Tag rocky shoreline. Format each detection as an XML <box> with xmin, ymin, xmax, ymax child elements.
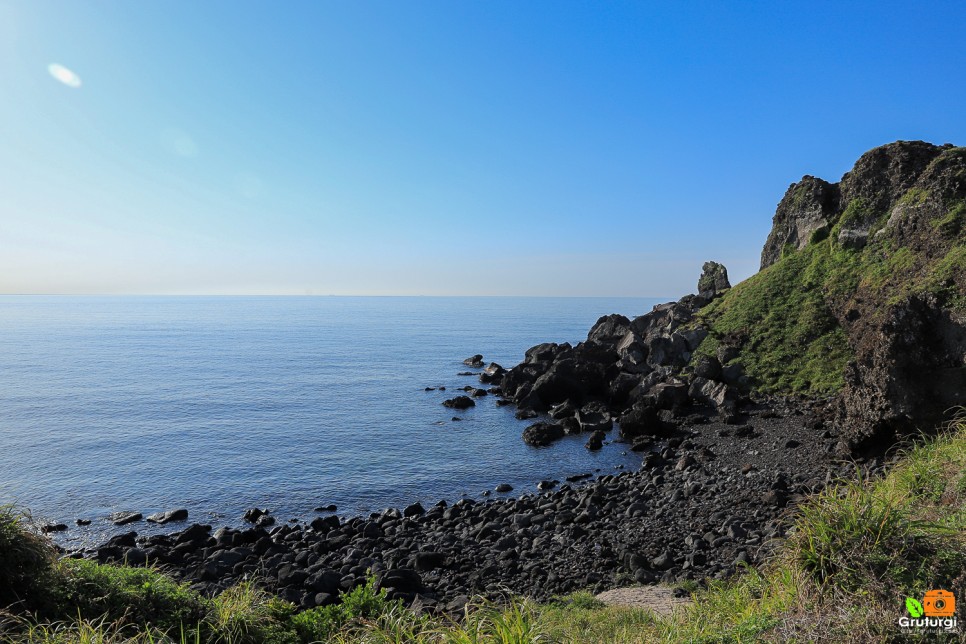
<box><xmin>66</xmin><ymin>396</ymin><xmax>892</xmax><ymax>612</ymax></box>
<box><xmin>63</xmin><ymin>264</ymin><xmax>893</xmax><ymax>613</ymax></box>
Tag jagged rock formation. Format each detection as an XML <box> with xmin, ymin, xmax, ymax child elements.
<box><xmin>493</xmin><ymin>263</ymin><xmax>745</xmax><ymax>454</ymax></box>
<box><xmin>760</xmin><ymin>176</ymin><xmax>840</xmax><ymax>269</ymax></box>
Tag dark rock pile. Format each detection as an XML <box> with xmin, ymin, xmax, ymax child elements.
<box><xmin>492</xmin><ymin>261</ymin><xmax>743</xmax><ymax>451</ymax></box>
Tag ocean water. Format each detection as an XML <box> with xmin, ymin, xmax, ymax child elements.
<box><xmin>0</xmin><ymin>296</ymin><xmax>663</xmax><ymax>546</ymax></box>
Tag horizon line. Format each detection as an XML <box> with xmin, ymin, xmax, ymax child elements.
<box><xmin>0</xmin><ymin>293</ymin><xmax>676</xmax><ymax>299</ymax></box>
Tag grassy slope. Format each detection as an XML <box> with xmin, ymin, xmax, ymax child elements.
<box><xmin>693</xmin><ymin>186</ymin><xmax>966</xmax><ymax>397</ymax></box>
<box><xmin>3</xmin><ymin>418</ymin><xmax>964</xmax><ymax>642</ymax></box>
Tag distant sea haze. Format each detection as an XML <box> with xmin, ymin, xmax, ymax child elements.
<box><xmin>0</xmin><ymin>296</ymin><xmax>662</xmax><ymax>546</ymax></box>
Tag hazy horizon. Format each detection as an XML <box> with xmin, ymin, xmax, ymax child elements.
<box><xmin>2</xmin><ymin>1</ymin><xmax>964</xmax><ymax>296</ymax></box>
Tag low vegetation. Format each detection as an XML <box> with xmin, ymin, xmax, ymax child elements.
<box><xmin>3</xmin><ymin>418</ymin><xmax>964</xmax><ymax>642</ymax></box>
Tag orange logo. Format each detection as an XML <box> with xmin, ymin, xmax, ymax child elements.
<box><xmin>923</xmin><ymin>589</ymin><xmax>956</xmax><ymax>618</ymax></box>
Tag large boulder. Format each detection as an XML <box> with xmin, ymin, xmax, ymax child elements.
<box><xmin>522</xmin><ymin>422</ymin><xmax>566</xmax><ymax>447</ymax></box>
<box><xmin>587</xmin><ymin>314</ymin><xmax>631</xmax><ymax>346</ymax></box>
<box><xmin>618</xmin><ymin>404</ymin><xmax>671</xmax><ymax>439</ymax></box>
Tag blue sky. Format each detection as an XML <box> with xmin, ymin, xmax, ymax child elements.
<box><xmin>1</xmin><ymin>1</ymin><xmax>964</xmax><ymax>296</ymax></box>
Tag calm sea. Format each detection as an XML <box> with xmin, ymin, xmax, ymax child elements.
<box><xmin>0</xmin><ymin>296</ymin><xmax>663</xmax><ymax>546</ymax></box>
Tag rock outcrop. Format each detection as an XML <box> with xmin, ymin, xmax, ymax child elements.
<box><xmin>498</xmin><ymin>262</ymin><xmax>742</xmax><ymax>446</ymax></box>
<box><xmin>760</xmin><ymin>176</ymin><xmax>840</xmax><ymax>270</ymax></box>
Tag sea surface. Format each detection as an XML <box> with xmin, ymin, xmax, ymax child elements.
<box><xmin>0</xmin><ymin>296</ymin><xmax>664</xmax><ymax>546</ymax></box>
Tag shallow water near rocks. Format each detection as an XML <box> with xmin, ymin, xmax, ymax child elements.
<box><xmin>0</xmin><ymin>295</ymin><xmax>662</xmax><ymax>547</ymax></box>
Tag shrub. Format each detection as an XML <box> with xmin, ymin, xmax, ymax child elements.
<box><xmin>291</xmin><ymin>576</ymin><xmax>398</xmax><ymax>642</ymax></box>
<box><xmin>0</xmin><ymin>505</ymin><xmax>57</xmax><ymax>614</ymax></box>
<box><xmin>55</xmin><ymin>559</ymin><xmax>207</xmax><ymax>634</ymax></box>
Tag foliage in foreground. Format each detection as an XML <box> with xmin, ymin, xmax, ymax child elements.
<box><xmin>3</xmin><ymin>418</ymin><xmax>965</xmax><ymax>642</ymax></box>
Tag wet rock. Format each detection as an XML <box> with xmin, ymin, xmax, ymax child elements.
<box><xmin>522</xmin><ymin>422</ymin><xmax>565</xmax><ymax>447</ymax></box>
<box><xmin>146</xmin><ymin>509</ymin><xmax>188</xmax><ymax>524</ymax></box>
<box><xmin>403</xmin><ymin>502</ymin><xmax>425</xmax><ymax>518</ymax></box>
<box><xmin>243</xmin><ymin>508</ymin><xmax>267</xmax><ymax>523</ymax></box>
<box><xmin>495</xmin><ymin>483</ymin><xmax>513</xmax><ymax>493</ymax></box>
<box><xmin>110</xmin><ymin>512</ymin><xmax>143</xmax><ymax>526</ymax></box>
<box><xmin>576</xmin><ymin>407</ymin><xmax>612</xmax><ymax>433</ymax></box>
<box><xmin>442</xmin><ymin>396</ymin><xmax>475</xmax><ymax>410</ymax></box>
<box><xmin>480</xmin><ymin>363</ymin><xmax>506</xmax><ymax>384</ymax></box>
<box><xmin>463</xmin><ymin>355</ymin><xmax>484</xmax><ymax>367</ymax></box>
<box><xmin>584</xmin><ymin>430</ymin><xmax>606</xmax><ymax>451</ymax></box>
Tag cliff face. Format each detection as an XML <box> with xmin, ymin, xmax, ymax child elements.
<box><xmin>706</xmin><ymin>140</ymin><xmax>966</xmax><ymax>450</ymax></box>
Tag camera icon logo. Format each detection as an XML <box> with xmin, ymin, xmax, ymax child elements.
<box><xmin>923</xmin><ymin>589</ymin><xmax>956</xmax><ymax>618</ymax></box>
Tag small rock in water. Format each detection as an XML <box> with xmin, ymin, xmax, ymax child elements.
<box><xmin>314</xmin><ymin>504</ymin><xmax>337</xmax><ymax>512</ymax></box>
<box><xmin>584</xmin><ymin>430</ymin><xmax>606</xmax><ymax>451</ymax></box>
<box><xmin>243</xmin><ymin>508</ymin><xmax>267</xmax><ymax>523</ymax></box>
<box><xmin>462</xmin><ymin>354</ymin><xmax>484</xmax><ymax>367</ymax></box>
<box><xmin>442</xmin><ymin>396</ymin><xmax>475</xmax><ymax>410</ymax></box>
<box><xmin>75</xmin><ymin>518</ymin><xmax>91</xmax><ymax>526</ymax></box>
<box><xmin>495</xmin><ymin>483</ymin><xmax>513</xmax><ymax>493</ymax></box>
<box><xmin>146</xmin><ymin>509</ymin><xmax>188</xmax><ymax>524</ymax></box>
<box><xmin>537</xmin><ymin>480</ymin><xmax>558</xmax><ymax>491</ymax></box>
<box><xmin>41</xmin><ymin>523</ymin><xmax>68</xmax><ymax>533</ymax></box>
<box><xmin>110</xmin><ymin>512</ymin><xmax>142</xmax><ymax>526</ymax></box>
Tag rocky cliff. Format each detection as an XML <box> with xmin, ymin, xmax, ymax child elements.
<box><xmin>497</xmin><ymin>140</ymin><xmax>966</xmax><ymax>455</ymax></box>
<box><xmin>718</xmin><ymin>140</ymin><xmax>966</xmax><ymax>450</ymax></box>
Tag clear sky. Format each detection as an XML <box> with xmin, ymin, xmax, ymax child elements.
<box><xmin>1</xmin><ymin>1</ymin><xmax>964</xmax><ymax>296</ymax></box>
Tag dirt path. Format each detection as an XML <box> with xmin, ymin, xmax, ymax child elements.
<box><xmin>595</xmin><ymin>586</ymin><xmax>692</xmax><ymax>616</ymax></box>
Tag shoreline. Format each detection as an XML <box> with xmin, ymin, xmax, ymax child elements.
<box><xmin>61</xmin><ymin>397</ymin><xmax>882</xmax><ymax>611</ymax></box>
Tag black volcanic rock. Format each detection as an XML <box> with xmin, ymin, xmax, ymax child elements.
<box><xmin>522</xmin><ymin>422</ymin><xmax>565</xmax><ymax>447</ymax></box>
<box><xmin>442</xmin><ymin>395</ymin><xmax>475</xmax><ymax>410</ymax></box>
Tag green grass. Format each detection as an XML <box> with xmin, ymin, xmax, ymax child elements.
<box><xmin>53</xmin><ymin>560</ymin><xmax>207</xmax><ymax>634</ymax></box>
<box><xmin>693</xmin><ymin>241</ymin><xmax>852</xmax><ymax>395</ymax></box>
<box><xmin>693</xmin><ymin>187</ymin><xmax>966</xmax><ymax>395</ymax></box>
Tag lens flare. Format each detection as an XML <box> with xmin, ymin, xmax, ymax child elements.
<box><xmin>160</xmin><ymin>128</ymin><xmax>199</xmax><ymax>157</ymax></box>
<box><xmin>48</xmin><ymin>63</ymin><xmax>82</xmax><ymax>88</ymax></box>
